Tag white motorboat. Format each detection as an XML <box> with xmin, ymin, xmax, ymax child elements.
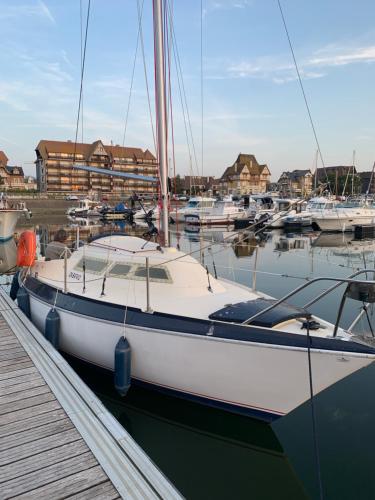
<box><xmin>184</xmin><ymin>199</ymin><xmax>247</xmax><ymax>226</ymax></box>
<box><xmin>66</xmin><ymin>198</ymin><xmax>101</xmax><ymax>218</ymax></box>
<box><xmin>283</xmin><ymin>197</ymin><xmax>338</xmax><ymax>229</ymax></box>
<box><xmin>133</xmin><ymin>205</ymin><xmax>160</xmax><ymax>220</ymax></box>
<box><xmin>15</xmin><ymin>0</ymin><xmax>375</xmax><ymax>423</ymax></box>
<box><xmin>312</xmin><ymin>202</ymin><xmax>375</xmax><ymax>232</ymax></box>
<box><xmin>255</xmin><ymin>199</ymin><xmax>300</xmax><ymax>229</ymax></box>
<box><xmin>0</xmin><ymin>198</ymin><xmax>30</xmax><ymax>241</ymax></box>
<box><xmin>170</xmin><ymin>197</ymin><xmax>216</xmax><ymax>223</ymax></box>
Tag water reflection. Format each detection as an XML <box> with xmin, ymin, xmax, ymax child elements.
<box><xmin>66</xmin><ymin>355</ymin><xmax>307</xmax><ymax>500</ymax></box>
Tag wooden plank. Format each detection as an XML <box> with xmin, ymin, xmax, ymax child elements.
<box><xmin>68</xmin><ymin>481</ymin><xmax>120</xmax><ymax>499</ymax></box>
<box><xmin>0</xmin><ymin>356</ymin><xmax>30</xmax><ymax>368</ymax></box>
<box><xmin>0</xmin><ymin>350</ymin><xmax>29</xmax><ymax>362</ymax></box>
<box><xmin>0</xmin><ymin>408</ymin><xmax>66</xmax><ymax>438</ymax></box>
<box><xmin>0</xmin><ymin>361</ymin><xmax>34</xmax><ymax>375</ymax></box>
<box><xmin>0</xmin><ymin>392</ymin><xmax>55</xmax><ymax>416</ymax></box>
<box><xmin>0</xmin><ymin>377</ymin><xmax>46</xmax><ymax>396</ymax></box>
<box><xmin>0</xmin><ymin>371</ymin><xmax>42</xmax><ymax>389</ymax></box>
<box><xmin>0</xmin><ymin>384</ymin><xmax>50</xmax><ymax>406</ymax></box>
<box><xmin>0</xmin><ymin>417</ymin><xmax>74</xmax><ymax>451</ymax></box>
<box><xmin>0</xmin><ymin>346</ymin><xmax>24</xmax><ymax>355</ymax></box>
<box><xmin>0</xmin><ymin>331</ymin><xmax>13</xmax><ymax>339</ymax></box>
<box><xmin>0</xmin><ymin>451</ymin><xmax>97</xmax><ymax>498</ymax></box>
<box><xmin>10</xmin><ymin>465</ymin><xmax>109</xmax><ymax>500</ymax></box>
<box><xmin>0</xmin><ymin>358</ymin><xmax>36</xmax><ymax>380</ymax></box>
<box><xmin>0</xmin><ymin>400</ymin><xmax>61</xmax><ymax>425</ymax></box>
<box><xmin>0</xmin><ymin>428</ymin><xmax>81</xmax><ymax>466</ymax></box>
<box><xmin>0</xmin><ymin>439</ymin><xmax>89</xmax><ymax>483</ymax></box>
<box><xmin>0</xmin><ymin>338</ymin><xmax>20</xmax><ymax>347</ymax></box>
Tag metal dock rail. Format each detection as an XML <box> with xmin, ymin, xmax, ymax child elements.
<box><xmin>0</xmin><ymin>287</ymin><xmax>182</xmax><ymax>499</ymax></box>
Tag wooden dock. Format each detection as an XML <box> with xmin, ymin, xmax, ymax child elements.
<box><xmin>0</xmin><ymin>288</ymin><xmax>182</xmax><ymax>499</ymax></box>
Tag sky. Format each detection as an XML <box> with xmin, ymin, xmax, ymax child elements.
<box><xmin>0</xmin><ymin>0</ymin><xmax>374</xmax><ymax>180</ymax></box>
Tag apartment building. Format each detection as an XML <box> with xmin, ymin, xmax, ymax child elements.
<box><xmin>35</xmin><ymin>139</ymin><xmax>158</xmax><ymax>197</ymax></box>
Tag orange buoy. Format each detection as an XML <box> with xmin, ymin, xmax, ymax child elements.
<box><xmin>16</xmin><ymin>231</ymin><xmax>36</xmax><ymax>267</ymax></box>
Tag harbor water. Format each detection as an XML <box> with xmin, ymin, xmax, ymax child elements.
<box><xmin>7</xmin><ymin>216</ymin><xmax>375</xmax><ymax>499</ymax></box>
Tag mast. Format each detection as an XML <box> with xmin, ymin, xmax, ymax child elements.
<box><xmin>153</xmin><ymin>0</ymin><xmax>169</xmax><ymax>246</ymax></box>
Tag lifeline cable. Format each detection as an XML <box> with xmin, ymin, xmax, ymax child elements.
<box><xmin>73</xmin><ymin>0</ymin><xmax>91</xmax><ymax>163</ymax></box>
<box><xmin>306</xmin><ymin>320</ymin><xmax>324</xmax><ymax>500</ymax></box>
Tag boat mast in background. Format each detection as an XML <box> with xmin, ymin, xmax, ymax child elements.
<box><xmin>153</xmin><ymin>0</ymin><xmax>170</xmax><ymax>247</ymax></box>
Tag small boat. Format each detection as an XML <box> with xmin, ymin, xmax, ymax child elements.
<box><xmin>254</xmin><ymin>199</ymin><xmax>300</xmax><ymax>229</ymax></box>
<box><xmin>170</xmin><ymin>196</ymin><xmax>216</xmax><ymax>223</ymax></box>
<box><xmin>66</xmin><ymin>198</ymin><xmax>101</xmax><ymax>218</ymax></box>
<box><xmin>100</xmin><ymin>202</ymin><xmax>134</xmax><ymax>221</ymax></box>
<box><xmin>133</xmin><ymin>205</ymin><xmax>160</xmax><ymax>221</ymax></box>
<box><xmin>0</xmin><ymin>197</ymin><xmax>30</xmax><ymax>241</ymax></box>
<box><xmin>184</xmin><ymin>198</ymin><xmax>247</xmax><ymax>226</ymax></box>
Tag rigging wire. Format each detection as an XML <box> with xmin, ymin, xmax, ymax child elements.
<box><xmin>73</xmin><ymin>0</ymin><xmax>91</xmax><ymax>164</ymax></box>
<box><xmin>277</xmin><ymin>5</ymin><xmax>325</xmax><ymax>496</ymax></box>
<box><xmin>122</xmin><ymin>0</ymin><xmax>144</xmax><ymax>147</ymax></box>
<box><xmin>167</xmin><ymin>2</ymin><xmax>201</xmax><ymax>184</ymax></box>
<box><xmin>79</xmin><ymin>0</ymin><xmax>84</xmax><ymax>143</ymax></box>
<box><xmin>306</xmin><ymin>321</ymin><xmax>324</xmax><ymax>500</ymax></box>
<box><xmin>200</xmin><ymin>0</ymin><xmax>204</xmax><ymax>178</ymax></box>
<box><xmin>277</xmin><ymin>0</ymin><xmax>330</xmax><ymax>190</ymax></box>
<box><xmin>137</xmin><ymin>0</ymin><xmax>157</xmax><ymax>152</ymax></box>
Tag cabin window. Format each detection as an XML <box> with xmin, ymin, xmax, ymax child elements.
<box><xmin>75</xmin><ymin>257</ymin><xmax>109</xmax><ymax>274</ymax></box>
<box><xmin>134</xmin><ymin>265</ymin><xmax>171</xmax><ymax>283</ymax></box>
<box><xmin>109</xmin><ymin>263</ymin><xmax>132</xmax><ymax>277</ymax></box>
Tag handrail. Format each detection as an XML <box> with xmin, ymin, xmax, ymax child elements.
<box><xmin>242</xmin><ymin>268</ymin><xmax>375</xmax><ymax>326</ymax></box>
<box><xmin>303</xmin><ymin>268</ymin><xmax>373</xmax><ymax>308</ymax></box>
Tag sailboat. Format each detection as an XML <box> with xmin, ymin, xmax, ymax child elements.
<box><xmin>15</xmin><ymin>0</ymin><xmax>375</xmax><ymax>422</ymax></box>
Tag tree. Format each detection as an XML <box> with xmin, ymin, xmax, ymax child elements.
<box><xmin>174</xmin><ymin>174</ymin><xmax>183</xmax><ymax>194</ymax></box>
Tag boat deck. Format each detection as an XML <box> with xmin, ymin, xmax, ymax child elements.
<box><xmin>0</xmin><ymin>287</ymin><xmax>181</xmax><ymax>499</ymax></box>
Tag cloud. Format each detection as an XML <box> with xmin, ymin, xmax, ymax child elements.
<box><xmin>0</xmin><ymin>1</ymin><xmax>55</xmax><ymax>24</ymax></box>
<box><xmin>93</xmin><ymin>78</ymin><xmax>130</xmax><ymax>91</ymax></box>
<box><xmin>61</xmin><ymin>50</ymin><xmax>72</xmax><ymax>67</ymax></box>
<box><xmin>308</xmin><ymin>45</ymin><xmax>375</xmax><ymax>67</ymax></box>
<box><xmin>203</xmin><ymin>0</ymin><xmax>252</xmax><ymax>18</ymax></box>
<box><xmin>220</xmin><ymin>43</ymin><xmax>375</xmax><ymax>84</ymax></box>
<box><xmin>38</xmin><ymin>1</ymin><xmax>55</xmax><ymax>24</ymax></box>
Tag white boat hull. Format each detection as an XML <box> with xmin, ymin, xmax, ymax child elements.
<box><xmin>185</xmin><ymin>212</ymin><xmax>247</xmax><ymax>226</ymax></box>
<box><xmin>28</xmin><ymin>292</ymin><xmax>374</xmax><ymax>421</ymax></box>
<box><xmin>314</xmin><ymin>215</ymin><xmax>375</xmax><ymax>232</ymax></box>
<box><xmin>0</xmin><ymin>210</ymin><xmax>22</xmax><ymax>241</ymax></box>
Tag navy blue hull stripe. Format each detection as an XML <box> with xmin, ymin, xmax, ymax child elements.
<box><xmin>23</xmin><ymin>276</ymin><xmax>375</xmax><ymax>355</ymax></box>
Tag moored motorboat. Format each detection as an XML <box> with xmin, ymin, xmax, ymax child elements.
<box><xmin>184</xmin><ymin>199</ymin><xmax>247</xmax><ymax>226</ymax></box>
<box><xmin>66</xmin><ymin>198</ymin><xmax>102</xmax><ymax>218</ymax></box>
<box><xmin>312</xmin><ymin>202</ymin><xmax>375</xmax><ymax>232</ymax></box>
<box><xmin>170</xmin><ymin>196</ymin><xmax>216</xmax><ymax>223</ymax></box>
<box><xmin>0</xmin><ymin>197</ymin><xmax>30</xmax><ymax>241</ymax></box>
